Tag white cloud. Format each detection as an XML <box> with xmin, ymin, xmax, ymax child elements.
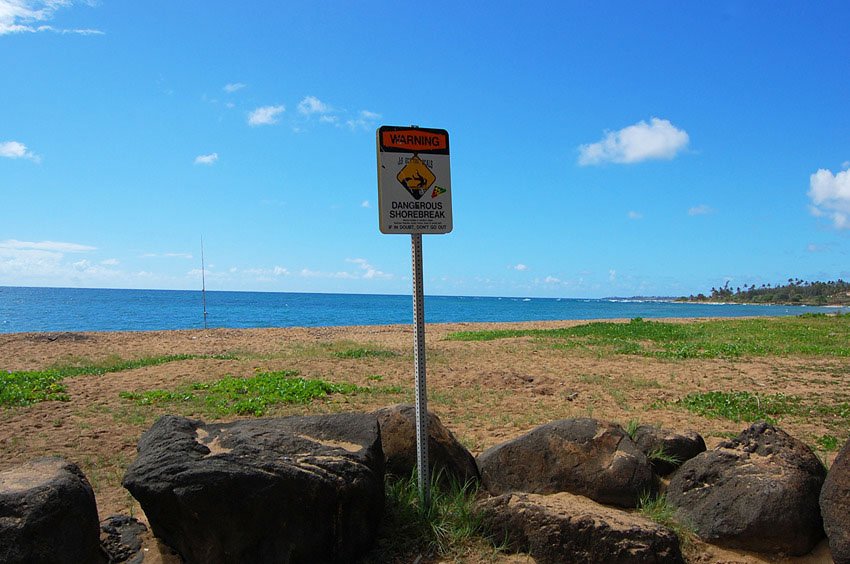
<box><xmin>141</xmin><ymin>252</ymin><xmax>193</xmax><ymax>259</ymax></box>
<box><xmin>0</xmin><ymin>0</ymin><xmax>103</xmax><ymax>35</ymax></box>
<box><xmin>346</xmin><ymin>257</ymin><xmax>391</xmax><ymax>279</ymax></box>
<box><xmin>578</xmin><ymin>117</ymin><xmax>689</xmax><ymax>166</ymax></box>
<box><xmin>0</xmin><ymin>140</ymin><xmax>40</xmax><ymax>162</ymax></box>
<box><xmin>223</xmin><ymin>82</ymin><xmax>246</xmax><ymax>93</ymax></box>
<box><xmin>688</xmin><ymin>204</ymin><xmax>714</xmax><ymax>216</ymax></box>
<box><xmin>101</xmin><ymin>258</ymin><xmax>119</xmax><ymax>265</ymax></box>
<box><xmin>238</xmin><ymin>266</ymin><xmax>289</xmax><ymax>279</ymax></box>
<box><xmin>627</xmin><ymin>211</ymin><xmax>643</xmax><ymax>220</ymax></box>
<box><xmin>298</xmin><ymin>96</ymin><xmax>331</xmax><ymax>115</ymax></box>
<box><xmin>299</xmin><ymin>268</ymin><xmax>355</xmax><ymax>279</ymax></box>
<box><xmin>347</xmin><ymin>110</ymin><xmax>381</xmax><ymax>131</ymax></box>
<box><xmin>809</xmin><ymin>167</ymin><xmax>850</xmax><ymax>230</ymax></box>
<box><xmin>512</xmin><ymin>263</ymin><xmax>528</xmax><ymax>271</ymax></box>
<box><xmin>0</xmin><ymin>239</ymin><xmax>95</xmax><ymax>252</ymax></box>
<box><xmin>248</xmin><ymin>105</ymin><xmax>285</xmax><ymax>126</ymax></box>
<box><xmin>361</xmin><ymin>200</ymin><xmax>371</xmax><ymax>208</ymax></box>
<box><xmin>609</xmin><ymin>269</ymin><xmax>617</xmax><ymax>281</ymax></box>
<box><xmin>544</xmin><ymin>276</ymin><xmax>561</xmax><ymax>284</ymax></box>
<box><xmin>194</xmin><ymin>152</ymin><xmax>218</xmax><ymax>165</ymax></box>
<box><xmin>0</xmin><ymin>238</ymin><xmax>120</xmax><ymax>287</ymax></box>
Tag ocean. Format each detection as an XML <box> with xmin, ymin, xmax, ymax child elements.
<box><xmin>0</xmin><ymin>286</ymin><xmax>844</xmax><ymax>334</ymax></box>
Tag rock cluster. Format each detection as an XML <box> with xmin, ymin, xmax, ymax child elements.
<box><xmin>0</xmin><ymin>457</ymin><xmax>107</xmax><ymax>564</ymax></box>
<box><xmin>666</xmin><ymin>422</ymin><xmax>826</xmax><ymax>555</ymax></box>
<box><xmin>478</xmin><ymin>491</ymin><xmax>684</xmax><ymax>563</ymax></box>
<box><xmin>821</xmin><ymin>437</ymin><xmax>850</xmax><ymax>564</ymax></box>
<box><xmin>122</xmin><ymin>413</ymin><xmax>385</xmax><ymax>563</ymax></box>
<box><xmin>2</xmin><ymin>409</ymin><xmax>848</xmax><ymax>563</ymax></box>
<box><xmin>478</xmin><ymin>417</ymin><xmax>656</xmax><ymax>507</ymax></box>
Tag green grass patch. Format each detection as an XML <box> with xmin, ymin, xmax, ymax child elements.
<box><xmin>816</xmin><ymin>434</ymin><xmax>841</xmax><ymax>451</ymax></box>
<box><xmin>0</xmin><ymin>369</ymin><xmax>70</xmax><ymax>406</ymax></box>
<box><xmin>647</xmin><ymin>446</ymin><xmax>681</xmax><ymax>466</ymax></box>
<box><xmin>364</xmin><ymin>471</ymin><xmax>491</xmax><ymax>562</ymax></box>
<box><xmin>119</xmin><ymin>370</ymin><xmax>371</xmax><ymax>417</ymax></box>
<box><xmin>446</xmin><ymin>315</ymin><xmax>850</xmax><ymax>359</ymax></box>
<box><xmin>669</xmin><ymin>391</ymin><xmax>803</xmax><ymax>424</ymax></box>
<box><xmin>1</xmin><ymin>353</ymin><xmax>236</xmax><ymax>408</ymax></box>
<box><xmin>47</xmin><ymin>353</ymin><xmax>237</xmax><ymax>378</ymax></box>
<box><xmin>333</xmin><ymin>347</ymin><xmax>397</xmax><ymax>359</ymax></box>
<box><xmin>625</xmin><ymin>419</ymin><xmax>641</xmax><ymax>439</ymax></box>
<box><xmin>638</xmin><ymin>493</ymin><xmax>695</xmax><ymax>551</ymax></box>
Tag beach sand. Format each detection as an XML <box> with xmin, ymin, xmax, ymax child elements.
<box><xmin>0</xmin><ymin>319</ymin><xmax>841</xmax><ymax>563</ymax></box>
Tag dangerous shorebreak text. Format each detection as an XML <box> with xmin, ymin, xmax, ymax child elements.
<box><xmin>389</xmin><ymin>200</ymin><xmax>446</xmax><ymax>219</ymax></box>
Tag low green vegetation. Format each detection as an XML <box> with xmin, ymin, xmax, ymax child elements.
<box><xmin>364</xmin><ymin>472</ymin><xmax>494</xmax><ymax>562</ymax></box>
<box><xmin>1</xmin><ymin>354</ymin><xmax>235</xmax><ymax>408</ymax></box>
<box><xmin>333</xmin><ymin>347</ymin><xmax>398</xmax><ymax>359</ymax></box>
<box><xmin>447</xmin><ymin>315</ymin><xmax>850</xmax><ymax>359</ymax></box>
<box><xmin>119</xmin><ymin>370</ymin><xmax>369</xmax><ymax>417</ymax></box>
<box><xmin>647</xmin><ymin>446</ymin><xmax>681</xmax><ymax>467</ymax></box>
<box><xmin>0</xmin><ymin>369</ymin><xmax>70</xmax><ymax>406</ymax></box>
<box><xmin>625</xmin><ymin>419</ymin><xmax>641</xmax><ymax>440</ymax></box>
<box><xmin>638</xmin><ymin>493</ymin><xmax>695</xmax><ymax>551</ymax></box>
<box><xmin>667</xmin><ymin>391</ymin><xmax>802</xmax><ymax>424</ymax></box>
<box><xmin>816</xmin><ymin>434</ymin><xmax>841</xmax><ymax>451</ymax></box>
<box><xmin>47</xmin><ymin>353</ymin><xmax>238</xmax><ymax>378</ymax></box>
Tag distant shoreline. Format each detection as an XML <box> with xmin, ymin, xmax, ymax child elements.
<box><xmin>2</xmin><ymin>286</ymin><xmax>846</xmax><ymax>334</ymax></box>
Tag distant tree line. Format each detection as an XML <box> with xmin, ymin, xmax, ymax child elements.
<box><xmin>681</xmin><ymin>279</ymin><xmax>850</xmax><ymax>306</ymax></box>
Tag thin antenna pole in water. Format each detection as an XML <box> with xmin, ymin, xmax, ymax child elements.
<box><xmin>201</xmin><ymin>237</ymin><xmax>208</xmax><ymax>329</ymax></box>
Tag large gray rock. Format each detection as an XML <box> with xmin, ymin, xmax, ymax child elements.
<box><xmin>821</xmin><ymin>437</ymin><xmax>850</xmax><ymax>564</ymax></box>
<box><xmin>477</xmin><ymin>418</ymin><xmax>655</xmax><ymax>507</ymax></box>
<box><xmin>373</xmin><ymin>404</ymin><xmax>479</xmax><ymax>485</ymax></box>
<box><xmin>477</xmin><ymin>491</ymin><xmax>684</xmax><ymax>564</ymax></box>
<box><xmin>631</xmin><ymin>425</ymin><xmax>706</xmax><ymax>476</ymax></box>
<box><xmin>667</xmin><ymin>422</ymin><xmax>825</xmax><ymax>555</ymax></box>
<box><xmin>123</xmin><ymin>413</ymin><xmax>385</xmax><ymax>563</ymax></box>
<box><xmin>0</xmin><ymin>457</ymin><xmax>107</xmax><ymax>564</ymax></box>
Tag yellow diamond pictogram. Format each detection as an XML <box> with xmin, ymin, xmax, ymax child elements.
<box><xmin>396</xmin><ymin>156</ymin><xmax>436</xmax><ymax>200</ymax></box>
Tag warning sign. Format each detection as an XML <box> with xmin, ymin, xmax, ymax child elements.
<box><xmin>377</xmin><ymin>126</ymin><xmax>452</xmax><ymax>234</ymax></box>
<box><xmin>397</xmin><ymin>156</ymin><xmax>436</xmax><ymax>200</ymax></box>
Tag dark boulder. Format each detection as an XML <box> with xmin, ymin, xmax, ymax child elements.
<box><xmin>667</xmin><ymin>422</ymin><xmax>825</xmax><ymax>555</ymax></box>
<box><xmin>0</xmin><ymin>457</ymin><xmax>107</xmax><ymax>564</ymax></box>
<box><xmin>477</xmin><ymin>491</ymin><xmax>684</xmax><ymax>564</ymax></box>
<box><xmin>100</xmin><ymin>515</ymin><xmax>147</xmax><ymax>564</ymax></box>
<box><xmin>122</xmin><ymin>413</ymin><xmax>384</xmax><ymax>564</ymax></box>
<box><xmin>477</xmin><ymin>418</ymin><xmax>655</xmax><ymax>507</ymax></box>
<box><xmin>631</xmin><ymin>425</ymin><xmax>706</xmax><ymax>476</ymax></box>
<box><xmin>821</xmin><ymin>436</ymin><xmax>850</xmax><ymax>564</ymax></box>
<box><xmin>373</xmin><ymin>404</ymin><xmax>479</xmax><ymax>485</ymax></box>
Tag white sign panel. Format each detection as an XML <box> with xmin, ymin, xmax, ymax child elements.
<box><xmin>377</xmin><ymin>126</ymin><xmax>452</xmax><ymax>234</ymax></box>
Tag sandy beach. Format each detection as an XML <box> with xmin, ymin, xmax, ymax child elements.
<box><xmin>0</xmin><ymin>318</ymin><xmax>844</xmax><ymax>563</ymax></box>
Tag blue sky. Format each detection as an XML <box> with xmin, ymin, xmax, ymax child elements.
<box><xmin>2</xmin><ymin>1</ymin><xmax>849</xmax><ymax>298</ymax></box>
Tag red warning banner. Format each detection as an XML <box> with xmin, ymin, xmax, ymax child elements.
<box><xmin>380</xmin><ymin>127</ymin><xmax>449</xmax><ymax>153</ymax></box>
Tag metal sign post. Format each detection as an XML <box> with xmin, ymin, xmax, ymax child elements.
<box><xmin>377</xmin><ymin>125</ymin><xmax>452</xmax><ymax>510</ymax></box>
<box><xmin>410</xmin><ymin>232</ymin><xmax>429</xmax><ymax>507</ymax></box>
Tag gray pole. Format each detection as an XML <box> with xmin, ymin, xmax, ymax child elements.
<box><xmin>411</xmin><ymin>232</ymin><xmax>430</xmax><ymax>509</ymax></box>
<box><xmin>201</xmin><ymin>237</ymin><xmax>208</xmax><ymax>330</ymax></box>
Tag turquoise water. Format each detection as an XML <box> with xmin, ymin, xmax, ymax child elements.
<box><xmin>0</xmin><ymin>286</ymin><xmax>843</xmax><ymax>334</ymax></box>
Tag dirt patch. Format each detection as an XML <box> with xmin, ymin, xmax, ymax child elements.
<box><xmin>0</xmin><ymin>319</ymin><xmax>843</xmax><ymax>563</ymax></box>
